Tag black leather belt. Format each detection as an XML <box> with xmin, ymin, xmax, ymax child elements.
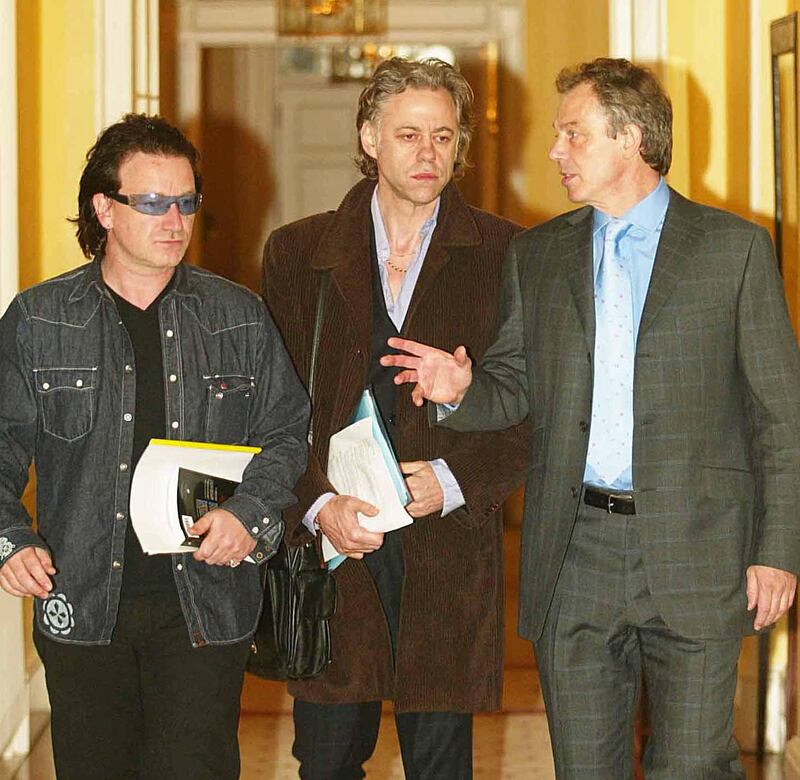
<box><xmin>583</xmin><ymin>486</ymin><xmax>636</xmax><ymax>515</ymax></box>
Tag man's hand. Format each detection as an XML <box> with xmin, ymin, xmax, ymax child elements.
<box><xmin>746</xmin><ymin>564</ymin><xmax>797</xmax><ymax>630</ymax></box>
<box><xmin>0</xmin><ymin>547</ymin><xmax>56</xmax><ymax>599</ymax></box>
<box><xmin>192</xmin><ymin>508</ymin><xmax>257</xmax><ymax>566</ymax></box>
<box><xmin>317</xmin><ymin>495</ymin><xmax>383</xmax><ymax>559</ymax></box>
<box><xmin>402</xmin><ymin>461</ymin><xmax>444</xmax><ymax>518</ymax></box>
<box><xmin>381</xmin><ymin>337</ymin><xmax>472</xmax><ymax>407</ymax></box>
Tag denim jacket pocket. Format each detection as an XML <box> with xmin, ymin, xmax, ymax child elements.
<box><xmin>204</xmin><ymin>374</ymin><xmax>255</xmax><ymax>444</ymax></box>
<box><xmin>34</xmin><ymin>367</ymin><xmax>97</xmax><ymax>442</ymax></box>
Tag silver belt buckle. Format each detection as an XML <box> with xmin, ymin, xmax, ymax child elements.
<box><xmin>607</xmin><ymin>492</ymin><xmax>628</xmax><ymax>513</ymax></box>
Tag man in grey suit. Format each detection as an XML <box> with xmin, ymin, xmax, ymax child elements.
<box><xmin>382</xmin><ymin>58</ymin><xmax>800</xmax><ymax>777</ymax></box>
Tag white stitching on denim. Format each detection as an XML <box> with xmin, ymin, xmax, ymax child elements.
<box><xmin>0</xmin><ymin>537</ymin><xmax>14</xmax><ymax>559</ymax></box>
<box><xmin>43</xmin><ymin>593</ymin><xmax>75</xmax><ymax>636</ymax></box>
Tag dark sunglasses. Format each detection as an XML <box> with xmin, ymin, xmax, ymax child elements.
<box><xmin>107</xmin><ymin>191</ymin><xmax>203</xmax><ymax>216</ymax></box>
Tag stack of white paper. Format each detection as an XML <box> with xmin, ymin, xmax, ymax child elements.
<box><xmin>325</xmin><ymin>417</ymin><xmax>412</xmax><ymax>563</ymax></box>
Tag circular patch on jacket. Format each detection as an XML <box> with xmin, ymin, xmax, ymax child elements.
<box><xmin>0</xmin><ymin>537</ymin><xmax>14</xmax><ymax>560</ymax></box>
<box><xmin>43</xmin><ymin>593</ymin><xmax>75</xmax><ymax>636</ymax></box>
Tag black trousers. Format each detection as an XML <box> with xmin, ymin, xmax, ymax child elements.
<box><xmin>34</xmin><ymin>589</ymin><xmax>251</xmax><ymax>780</ymax></box>
<box><xmin>293</xmin><ymin>532</ymin><xmax>473</xmax><ymax>779</ymax></box>
<box><xmin>293</xmin><ymin>699</ymin><xmax>472</xmax><ymax>780</ymax></box>
<box><xmin>534</xmin><ymin>500</ymin><xmax>744</xmax><ymax>779</ymax></box>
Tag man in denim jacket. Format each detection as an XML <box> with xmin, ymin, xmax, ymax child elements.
<box><xmin>0</xmin><ymin>114</ymin><xmax>308</xmax><ymax>778</ymax></box>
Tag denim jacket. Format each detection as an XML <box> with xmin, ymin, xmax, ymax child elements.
<box><xmin>0</xmin><ymin>259</ymin><xmax>309</xmax><ymax>646</ymax></box>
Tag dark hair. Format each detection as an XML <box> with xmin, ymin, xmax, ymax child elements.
<box><xmin>556</xmin><ymin>57</ymin><xmax>672</xmax><ymax>175</ymax></box>
<box><xmin>71</xmin><ymin>113</ymin><xmax>202</xmax><ymax>258</ymax></box>
<box><xmin>355</xmin><ymin>57</ymin><xmax>474</xmax><ymax>179</ymax></box>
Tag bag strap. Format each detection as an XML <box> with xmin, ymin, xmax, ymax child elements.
<box><xmin>307</xmin><ymin>273</ymin><xmax>330</xmax><ymax>446</ymax></box>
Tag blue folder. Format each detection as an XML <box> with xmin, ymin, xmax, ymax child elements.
<box><xmin>327</xmin><ymin>388</ymin><xmax>410</xmax><ymax>571</ymax></box>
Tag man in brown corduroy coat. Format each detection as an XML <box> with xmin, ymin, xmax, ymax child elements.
<box><xmin>261</xmin><ymin>57</ymin><xmax>529</xmax><ymax>780</ymax></box>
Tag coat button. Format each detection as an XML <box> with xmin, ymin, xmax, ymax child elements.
<box><xmin>124</xmin><ymin>364</ymin><xmax>133</xmax><ymax>373</ymax></box>
<box><xmin>115</xmin><ymin>512</ymin><xmax>125</xmax><ymax>520</ymax></box>
<box><xmin>112</xmin><ymin>560</ymin><xmax>122</xmax><ymax>570</ymax></box>
<box><xmin>570</xmin><ymin>486</ymin><xmax>579</xmax><ymax>498</ymax></box>
<box><xmin>579</xmin><ymin>420</ymin><xmax>589</xmax><ymax>433</ymax></box>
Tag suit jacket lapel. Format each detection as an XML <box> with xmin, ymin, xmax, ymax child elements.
<box><xmin>562</xmin><ymin>207</ymin><xmax>595</xmax><ymax>353</ymax></box>
<box><xmin>402</xmin><ymin>183</ymin><xmax>481</xmax><ymax>332</ymax></box>
<box><xmin>638</xmin><ymin>189</ymin><xmax>703</xmax><ymax>339</ymax></box>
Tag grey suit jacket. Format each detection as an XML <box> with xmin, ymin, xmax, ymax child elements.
<box><xmin>445</xmin><ymin>189</ymin><xmax>800</xmax><ymax>641</ymax></box>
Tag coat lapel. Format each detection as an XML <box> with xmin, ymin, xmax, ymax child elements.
<box><xmin>402</xmin><ymin>184</ymin><xmax>482</xmax><ymax>332</ymax></box>
<box><xmin>310</xmin><ymin>180</ymin><xmax>374</xmax><ymax>350</ymax></box>
<box><xmin>308</xmin><ymin>180</ymin><xmax>482</xmax><ymax>342</ymax></box>
<box><xmin>638</xmin><ymin>189</ymin><xmax>703</xmax><ymax>339</ymax></box>
<box><xmin>562</xmin><ymin>207</ymin><xmax>595</xmax><ymax>352</ymax></box>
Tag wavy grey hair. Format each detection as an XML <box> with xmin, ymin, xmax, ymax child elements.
<box><xmin>355</xmin><ymin>57</ymin><xmax>474</xmax><ymax>179</ymax></box>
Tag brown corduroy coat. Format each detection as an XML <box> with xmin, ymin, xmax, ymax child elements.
<box><xmin>261</xmin><ymin>179</ymin><xmax>530</xmax><ymax>712</ymax></box>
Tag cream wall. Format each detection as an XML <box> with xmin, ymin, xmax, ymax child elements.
<box><xmin>521</xmin><ymin>0</ymin><xmax>786</xmax><ymax>227</ymax></box>
<box><xmin>17</xmin><ymin>0</ymin><xmax>97</xmax><ymax>291</ymax></box>
<box><xmin>665</xmin><ymin>0</ymin><xmax>781</xmax><ymax>222</ymax></box>
<box><xmin>2</xmin><ymin>0</ymin><xmax>97</xmax><ymax>763</ymax></box>
<box><xmin>521</xmin><ymin>0</ymin><xmax>610</xmax><ymax>224</ymax></box>
<box><xmin>7</xmin><ymin>0</ymin><xmax>800</xmax><ymax>765</ymax></box>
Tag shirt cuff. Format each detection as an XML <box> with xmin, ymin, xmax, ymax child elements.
<box><xmin>436</xmin><ymin>402</ymin><xmax>460</xmax><ymax>422</ymax></box>
<box><xmin>429</xmin><ymin>458</ymin><xmax>465</xmax><ymax>516</ymax></box>
<box><xmin>302</xmin><ymin>492</ymin><xmax>336</xmax><ymax>535</ymax></box>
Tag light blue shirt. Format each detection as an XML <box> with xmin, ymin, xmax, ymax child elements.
<box><xmin>372</xmin><ymin>187</ymin><xmax>439</xmax><ymax>329</ymax></box>
<box><xmin>583</xmin><ymin>177</ymin><xmax>670</xmax><ymax>491</ymax></box>
<box><xmin>303</xmin><ymin>186</ymin><xmax>465</xmax><ymax>534</ymax></box>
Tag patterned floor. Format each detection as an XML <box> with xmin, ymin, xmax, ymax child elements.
<box><xmin>1</xmin><ymin>524</ymin><xmax>786</xmax><ymax>778</ymax></box>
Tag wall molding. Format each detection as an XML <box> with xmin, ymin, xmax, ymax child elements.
<box><xmin>95</xmin><ymin>0</ymin><xmax>160</xmax><ymax>129</ymax></box>
<box><xmin>177</xmin><ymin>0</ymin><xmax>526</xmax><ymax>123</ymax></box>
<box><xmin>0</xmin><ymin>0</ymin><xmax>19</xmax><ymax>310</ymax></box>
<box><xmin>609</xmin><ymin>0</ymin><xmax>667</xmax><ymax>62</ymax></box>
<box><xmin>786</xmin><ymin>735</ymin><xmax>800</xmax><ymax>779</ymax></box>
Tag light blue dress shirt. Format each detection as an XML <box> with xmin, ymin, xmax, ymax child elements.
<box><xmin>303</xmin><ymin>186</ymin><xmax>466</xmax><ymax>533</ymax></box>
<box><xmin>583</xmin><ymin>177</ymin><xmax>670</xmax><ymax>491</ymax></box>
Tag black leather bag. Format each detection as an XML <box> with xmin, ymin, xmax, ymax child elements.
<box><xmin>247</xmin><ymin>273</ymin><xmax>335</xmax><ymax>681</ymax></box>
<box><xmin>247</xmin><ymin>539</ymin><xmax>336</xmax><ymax>680</ymax></box>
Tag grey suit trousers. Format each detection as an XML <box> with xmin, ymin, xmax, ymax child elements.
<box><xmin>534</xmin><ymin>497</ymin><xmax>745</xmax><ymax>779</ymax></box>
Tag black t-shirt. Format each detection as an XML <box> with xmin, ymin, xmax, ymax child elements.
<box><xmin>110</xmin><ymin>281</ymin><xmax>176</xmax><ymax>598</ymax></box>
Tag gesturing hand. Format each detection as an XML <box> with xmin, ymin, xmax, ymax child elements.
<box><xmin>317</xmin><ymin>495</ymin><xmax>384</xmax><ymax>559</ymax></box>
<box><xmin>381</xmin><ymin>337</ymin><xmax>472</xmax><ymax>407</ymax></box>
<box><xmin>192</xmin><ymin>508</ymin><xmax>257</xmax><ymax>567</ymax></box>
<box><xmin>0</xmin><ymin>547</ymin><xmax>56</xmax><ymax>599</ymax></box>
<box><xmin>746</xmin><ymin>564</ymin><xmax>797</xmax><ymax>631</ymax></box>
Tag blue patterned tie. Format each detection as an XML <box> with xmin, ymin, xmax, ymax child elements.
<box><xmin>586</xmin><ymin>220</ymin><xmax>633</xmax><ymax>486</ymax></box>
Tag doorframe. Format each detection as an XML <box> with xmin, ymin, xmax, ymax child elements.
<box><xmin>96</xmin><ymin>0</ymin><xmax>160</xmax><ymax>128</ymax></box>
<box><xmin>176</xmin><ymin>0</ymin><xmax>528</xmax><ymax>198</ymax></box>
<box><xmin>0</xmin><ymin>0</ymin><xmax>26</xmax><ymax>764</ymax></box>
